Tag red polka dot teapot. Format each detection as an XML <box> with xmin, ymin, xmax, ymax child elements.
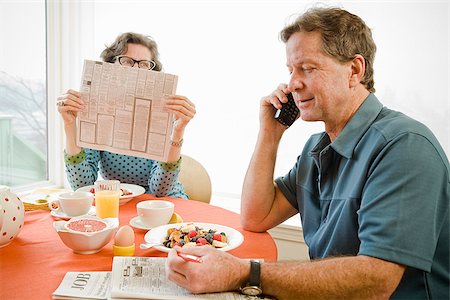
<box><xmin>0</xmin><ymin>185</ymin><xmax>24</xmax><ymax>248</ymax></box>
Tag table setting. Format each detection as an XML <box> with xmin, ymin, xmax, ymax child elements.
<box><xmin>0</xmin><ymin>181</ymin><xmax>277</xmax><ymax>299</ymax></box>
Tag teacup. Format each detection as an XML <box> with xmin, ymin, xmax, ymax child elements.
<box><xmin>49</xmin><ymin>192</ymin><xmax>93</xmax><ymax>217</ymax></box>
<box><xmin>136</xmin><ymin>200</ymin><xmax>174</xmax><ymax>228</ymax></box>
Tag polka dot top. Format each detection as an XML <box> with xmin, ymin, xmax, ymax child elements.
<box><xmin>64</xmin><ymin>148</ymin><xmax>187</xmax><ymax>199</ymax></box>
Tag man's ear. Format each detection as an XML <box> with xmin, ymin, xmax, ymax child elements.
<box><xmin>349</xmin><ymin>54</ymin><xmax>366</xmax><ymax>88</ymax></box>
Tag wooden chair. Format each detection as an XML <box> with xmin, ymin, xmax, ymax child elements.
<box><xmin>179</xmin><ymin>154</ymin><xmax>212</xmax><ymax>204</ymax></box>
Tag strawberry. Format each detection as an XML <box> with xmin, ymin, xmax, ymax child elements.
<box><xmin>196</xmin><ymin>237</ymin><xmax>207</xmax><ymax>246</ymax></box>
<box><xmin>188</xmin><ymin>230</ymin><xmax>198</xmax><ymax>239</ymax></box>
<box><xmin>213</xmin><ymin>233</ymin><xmax>222</xmax><ymax>241</ymax></box>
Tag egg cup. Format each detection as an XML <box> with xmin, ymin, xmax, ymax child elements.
<box><xmin>113</xmin><ymin>243</ymin><xmax>135</xmax><ymax>256</ymax></box>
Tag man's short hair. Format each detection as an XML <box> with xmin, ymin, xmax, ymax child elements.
<box><xmin>280</xmin><ymin>7</ymin><xmax>376</xmax><ymax>93</ymax></box>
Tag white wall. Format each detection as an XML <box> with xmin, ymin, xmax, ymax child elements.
<box><xmin>65</xmin><ymin>0</ymin><xmax>448</xmax><ymax>198</ymax></box>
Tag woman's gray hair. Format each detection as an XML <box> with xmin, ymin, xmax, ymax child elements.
<box><xmin>100</xmin><ymin>32</ymin><xmax>162</xmax><ymax>71</ymax></box>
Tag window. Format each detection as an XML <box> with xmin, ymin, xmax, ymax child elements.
<box><xmin>0</xmin><ymin>1</ymin><xmax>47</xmax><ymax>188</ymax></box>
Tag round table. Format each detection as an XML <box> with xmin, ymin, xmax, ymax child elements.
<box><xmin>0</xmin><ymin>195</ymin><xmax>277</xmax><ymax>299</ymax></box>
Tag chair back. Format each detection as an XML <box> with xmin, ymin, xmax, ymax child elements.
<box><xmin>179</xmin><ymin>154</ymin><xmax>212</xmax><ymax>204</ymax></box>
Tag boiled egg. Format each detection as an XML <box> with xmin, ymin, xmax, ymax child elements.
<box><xmin>114</xmin><ymin>225</ymin><xmax>134</xmax><ymax>247</ymax></box>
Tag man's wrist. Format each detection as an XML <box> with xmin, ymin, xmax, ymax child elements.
<box><xmin>240</xmin><ymin>260</ymin><xmax>263</xmax><ymax>296</ymax></box>
<box><xmin>236</xmin><ymin>259</ymin><xmax>251</xmax><ymax>290</ymax></box>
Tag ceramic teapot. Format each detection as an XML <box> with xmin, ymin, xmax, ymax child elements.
<box><xmin>0</xmin><ymin>185</ymin><xmax>24</xmax><ymax>248</ymax></box>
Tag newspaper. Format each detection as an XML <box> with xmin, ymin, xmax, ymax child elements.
<box><xmin>52</xmin><ymin>272</ymin><xmax>111</xmax><ymax>299</ymax></box>
<box><xmin>53</xmin><ymin>257</ymin><xmax>266</xmax><ymax>300</ymax></box>
<box><xmin>77</xmin><ymin>59</ymin><xmax>178</xmax><ymax>162</ymax></box>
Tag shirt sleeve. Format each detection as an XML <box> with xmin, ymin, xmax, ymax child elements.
<box><xmin>275</xmin><ymin>157</ymin><xmax>301</xmax><ymax>211</ymax></box>
<box><xmin>148</xmin><ymin>157</ymin><xmax>184</xmax><ymax>198</ymax></box>
<box><xmin>64</xmin><ymin>148</ymin><xmax>100</xmax><ymax>190</ymax></box>
<box><xmin>358</xmin><ymin>132</ymin><xmax>450</xmax><ymax>272</ymax></box>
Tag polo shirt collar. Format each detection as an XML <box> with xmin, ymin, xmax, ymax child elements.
<box><xmin>330</xmin><ymin>93</ymin><xmax>383</xmax><ymax>159</ymax></box>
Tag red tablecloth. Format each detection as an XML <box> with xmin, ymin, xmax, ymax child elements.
<box><xmin>0</xmin><ymin>195</ymin><xmax>277</xmax><ymax>299</ymax></box>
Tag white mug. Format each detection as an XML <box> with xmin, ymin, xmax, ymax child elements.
<box><xmin>137</xmin><ymin>200</ymin><xmax>174</xmax><ymax>228</ymax></box>
<box><xmin>49</xmin><ymin>192</ymin><xmax>93</xmax><ymax>217</ymax></box>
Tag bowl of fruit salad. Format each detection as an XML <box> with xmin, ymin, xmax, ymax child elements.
<box><xmin>144</xmin><ymin>222</ymin><xmax>244</xmax><ymax>253</ymax></box>
<box><xmin>76</xmin><ymin>183</ymin><xmax>145</xmax><ymax>206</ymax></box>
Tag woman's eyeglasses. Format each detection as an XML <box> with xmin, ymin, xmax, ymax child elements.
<box><xmin>115</xmin><ymin>55</ymin><xmax>156</xmax><ymax>70</ymax></box>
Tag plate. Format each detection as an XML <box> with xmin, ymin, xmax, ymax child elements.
<box><xmin>50</xmin><ymin>206</ymin><xmax>96</xmax><ymax>220</ymax></box>
<box><xmin>21</xmin><ymin>189</ymin><xmax>70</xmax><ymax>205</ymax></box>
<box><xmin>144</xmin><ymin>222</ymin><xmax>244</xmax><ymax>253</ymax></box>
<box><xmin>129</xmin><ymin>212</ymin><xmax>183</xmax><ymax>231</ymax></box>
<box><xmin>76</xmin><ymin>183</ymin><xmax>145</xmax><ymax>205</ymax></box>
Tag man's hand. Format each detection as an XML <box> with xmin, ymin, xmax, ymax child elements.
<box><xmin>165</xmin><ymin>246</ymin><xmax>248</xmax><ymax>294</ymax></box>
<box><xmin>259</xmin><ymin>83</ymin><xmax>293</xmax><ymax>133</ymax></box>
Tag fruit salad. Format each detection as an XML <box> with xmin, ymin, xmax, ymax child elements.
<box><xmin>162</xmin><ymin>223</ymin><xmax>228</xmax><ymax>249</ymax></box>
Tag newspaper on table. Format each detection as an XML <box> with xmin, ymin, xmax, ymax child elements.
<box><xmin>77</xmin><ymin>59</ymin><xmax>177</xmax><ymax>162</ymax></box>
<box><xmin>52</xmin><ymin>271</ymin><xmax>111</xmax><ymax>299</ymax></box>
<box><xmin>53</xmin><ymin>256</ymin><xmax>268</xmax><ymax>300</ymax></box>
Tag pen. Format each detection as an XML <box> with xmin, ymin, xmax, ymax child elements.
<box><xmin>177</xmin><ymin>252</ymin><xmax>203</xmax><ymax>263</ymax></box>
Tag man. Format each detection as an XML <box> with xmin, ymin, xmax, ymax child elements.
<box><xmin>166</xmin><ymin>7</ymin><xmax>449</xmax><ymax>299</ymax></box>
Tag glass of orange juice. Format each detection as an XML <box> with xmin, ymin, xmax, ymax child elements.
<box><xmin>94</xmin><ymin>180</ymin><xmax>121</xmax><ymax>218</ymax></box>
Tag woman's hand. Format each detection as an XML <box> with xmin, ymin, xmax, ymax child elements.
<box><xmin>57</xmin><ymin>89</ymin><xmax>85</xmax><ymax>156</ymax></box>
<box><xmin>164</xmin><ymin>95</ymin><xmax>196</xmax><ymax>133</ymax></box>
<box><xmin>57</xmin><ymin>89</ymin><xmax>85</xmax><ymax>126</ymax></box>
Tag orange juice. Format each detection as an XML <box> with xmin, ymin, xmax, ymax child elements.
<box><xmin>95</xmin><ymin>190</ymin><xmax>120</xmax><ymax>218</ymax></box>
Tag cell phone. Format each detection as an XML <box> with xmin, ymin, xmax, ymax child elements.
<box><xmin>274</xmin><ymin>93</ymin><xmax>300</xmax><ymax>127</ymax></box>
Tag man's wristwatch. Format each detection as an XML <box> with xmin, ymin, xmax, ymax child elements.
<box><xmin>240</xmin><ymin>259</ymin><xmax>263</xmax><ymax>296</ymax></box>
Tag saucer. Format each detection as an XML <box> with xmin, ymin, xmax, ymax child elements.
<box><xmin>50</xmin><ymin>206</ymin><xmax>96</xmax><ymax>220</ymax></box>
<box><xmin>129</xmin><ymin>212</ymin><xmax>183</xmax><ymax>231</ymax></box>
<box><xmin>129</xmin><ymin>216</ymin><xmax>152</xmax><ymax>230</ymax></box>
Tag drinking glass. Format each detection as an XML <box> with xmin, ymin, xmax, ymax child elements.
<box><xmin>95</xmin><ymin>180</ymin><xmax>121</xmax><ymax>218</ymax></box>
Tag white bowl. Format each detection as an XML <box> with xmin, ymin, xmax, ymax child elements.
<box><xmin>53</xmin><ymin>215</ymin><xmax>118</xmax><ymax>254</ymax></box>
<box><xmin>144</xmin><ymin>222</ymin><xmax>244</xmax><ymax>253</ymax></box>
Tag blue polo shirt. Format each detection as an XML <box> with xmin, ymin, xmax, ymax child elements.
<box><xmin>276</xmin><ymin>94</ymin><xmax>449</xmax><ymax>299</ymax></box>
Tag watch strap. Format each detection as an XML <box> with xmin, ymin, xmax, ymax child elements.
<box><xmin>248</xmin><ymin>260</ymin><xmax>261</xmax><ymax>286</ymax></box>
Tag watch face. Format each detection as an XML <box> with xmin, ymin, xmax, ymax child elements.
<box><xmin>241</xmin><ymin>286</ymin><xmax>263</xmax><ymax>296</ymax></box>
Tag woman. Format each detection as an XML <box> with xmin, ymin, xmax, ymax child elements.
<box><xmin>57</xmin><ymin>32</ymin><xmax>196</xmax><ymax>198</ymax></box>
